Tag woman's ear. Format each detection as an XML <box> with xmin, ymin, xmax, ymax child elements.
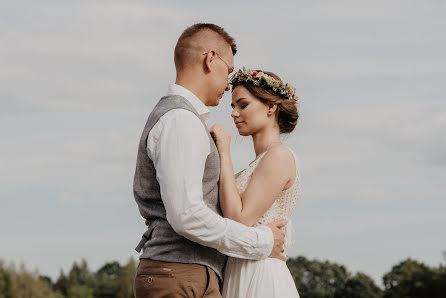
<box><xmin>267</xmin><ymin>103</ymin><xmax>278</xmax><ymax>115</ymax></box>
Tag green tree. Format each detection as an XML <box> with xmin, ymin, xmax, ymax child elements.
<box><xmin>335</xmin><ymin>272</ymin><xmax>382</xmax><ymax>298</ymax></box>
<box><xmin>116</xmin><ymin>257</ymin><xmax>137</xmax><ymax>298</ymax></box>
<box><xmin>287</xmin><ymin>256</ymin><xmax>382</xmax><ymax>298</ymax></box>
<box><xmin>94</xmin><ymin>261</ymin><xmax>122</xmax><ymax>297</ymax></box>
<box><xmin>287</xmin><ymin>256</ymin><xmax>349</xmax><ymax>298</ymax></box>
<box><xmin>53</xmin><ymin>258</ymin><xmax>136</xmax><ymax>298</ymax></box>
<box><xmin>66</xmin><ymin>259</ymin><xmax>95</xmax><ymax>296</ymax></box>
<box><xmin>67</xmin><ymin>259</ymin><xmax>94</xmax><ymax>288</ymax></box>
<box><xmin>383</xmin><ymin>258</ymin><xmax>446</xmax><ymax>298</ymax></box>
<box><xmin>0</xmin><ymin>261</ymin><xmax>13</xmax><ymax>298</ymax></box>
<box><xmin>97</xmin><ymin>261</ymin><xmax>122</xmax><ymax>278</ymax></box>
<box><xmin>6</xmin><ymin>263</ymin><xmax>60</xmax><ymax>298</ymax></box>
<box><xmin>55</xmin><ymin>270</ymin><xmax>69</xmax><ymax>296</ymax></box>
<box><xmin>67</xmin><ymin>284</ymin><xmax>94</xmax><ymax>298</ymax></box>
<box><xmin>39</xmin><ymin>275</ymin><xmax>53</xmax><ymax>289</ymax></box>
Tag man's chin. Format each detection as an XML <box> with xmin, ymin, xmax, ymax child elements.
<box><xmin>209</xmin><ymin>98</ymin><xmax>220</xmax><ymax>107</ymax></box>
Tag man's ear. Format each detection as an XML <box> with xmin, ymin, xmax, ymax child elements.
<box><xmin>204</xmin><ymin>50</ymin><xmax>216</xmax><ymax>72</ymax></box>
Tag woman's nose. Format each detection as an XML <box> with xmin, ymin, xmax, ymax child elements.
<box><xmin>231</xmin><ymin>109</ymin><xmax>239</xmax><ymax>118</ymax></box>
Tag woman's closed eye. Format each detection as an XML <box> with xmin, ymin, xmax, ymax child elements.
<box><xmin>230</xmin><ymin>104</ymin><xmax>248</xmax><ymax>110</ymax></box>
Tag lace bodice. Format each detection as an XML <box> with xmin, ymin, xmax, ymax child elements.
<box><xmin>235</xmin><ymin>147</ymin><xmax>301</xmax><ymax>251</ymax></box>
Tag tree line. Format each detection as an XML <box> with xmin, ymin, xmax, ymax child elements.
<box><xmin>0</xmin><ymin>256</ymin><xmax>445</xmax><ymax>297</ymax></box>
<box><xmin>287</xmin><ymin>256</ymin><xmax>446</xmax><ymax>298</ymax></box>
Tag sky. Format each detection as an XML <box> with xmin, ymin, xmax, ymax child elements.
<box><xmin>1</xmin><ymin>0</ymin><xmax>445</xmax><ymax>285</ymax></box>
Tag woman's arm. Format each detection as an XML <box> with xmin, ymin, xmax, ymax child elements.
<box><xmin>218</xmin><ymin>150</ymin><xmax>244</xmax><ymax>222</ymax></box>
<box><xmin>210</xmin><ymin>125</ymin><xmax>295</xmax><ymax>226</ymax></box>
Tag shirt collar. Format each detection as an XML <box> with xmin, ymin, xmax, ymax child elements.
<box><xmin>166</xmin><ymin>84</ymin><xmax>210</xmax><ymax>123</ymax></box>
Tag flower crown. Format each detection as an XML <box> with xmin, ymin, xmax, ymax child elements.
<box><xmin>229</xmin><ymin>67</ymin><xmax>298</xmax><ymax>102</ymax></box>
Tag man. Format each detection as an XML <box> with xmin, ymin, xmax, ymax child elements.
<box><xmin>133</xmin><ymin>23</ymin><xmax>287</xmax><ymax>298</ymax></box>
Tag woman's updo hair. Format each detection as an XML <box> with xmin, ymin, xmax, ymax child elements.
<box><xmin>231</xmin><ymin>70</ymin><xmax>299</xmax><ymax>134</ymax></box>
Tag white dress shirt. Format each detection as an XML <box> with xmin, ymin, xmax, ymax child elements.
<box><xmin>146</xmin><ymin>84</ymin><xmax>273</xmax><ymax>259</ymax></box>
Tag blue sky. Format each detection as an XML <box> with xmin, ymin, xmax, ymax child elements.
<box><xmin>1</xmin><ymin>0</ymin><xmax>445</xmax><ymax>285</ymax></box>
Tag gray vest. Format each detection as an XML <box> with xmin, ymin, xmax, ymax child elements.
<box><xmin>133</xmin><ymin>95</ymin><xmax>227</xmax><ymax>280</ymax></box>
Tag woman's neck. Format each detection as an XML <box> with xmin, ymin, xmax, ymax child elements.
<box><xmin>251</xmin><ymin>126</ymin><xmax>281</xmax><ymax>157</ymax></box>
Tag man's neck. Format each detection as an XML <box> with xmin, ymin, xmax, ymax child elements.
<box><xmin>175</xmin><ymin>75</ymin><xmax>208</xmax><ymax>106</ymax></box>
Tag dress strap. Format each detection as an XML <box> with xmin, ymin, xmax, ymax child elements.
<box><xmin>248</xmin><ymin>150</ymin><xmax>268</xmax><ymax>167</ymax></box>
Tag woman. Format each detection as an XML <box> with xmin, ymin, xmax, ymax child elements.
<box><xmin>210</xmin><ymin>68</ymin><xmax>301</xmax><ymax>298</ymax></box>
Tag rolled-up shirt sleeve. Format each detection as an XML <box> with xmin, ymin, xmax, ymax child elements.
<box><xmin>147</xmin><ymin>110</ymin><xmax>273</xmax><ymax>259</ymax></box>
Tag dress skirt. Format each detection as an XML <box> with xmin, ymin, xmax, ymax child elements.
<box><xmin>222</xmin><ymin>257</ymin><xmax>300</xmax><ymax>298</ymax></box>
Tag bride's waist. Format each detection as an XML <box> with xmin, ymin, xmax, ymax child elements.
<box><xmin>227</xmin><ymin>256</ymin><xmax>288</xmax><ymax>267</ymax></box>
<box><xmin>254</xmin><ymin>219</ymin><xmax>293</xmax><ymax>233</ymax></box>
<box><xmin>254</xmin><ymin>219</ymin><xmax>295</xmax><ymax>250</ymax></box>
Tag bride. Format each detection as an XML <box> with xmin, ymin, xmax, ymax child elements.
<box><xmin>210</xmin><ymin>68</ymin><xmax>301</xmax><ymax>298</ymax></box>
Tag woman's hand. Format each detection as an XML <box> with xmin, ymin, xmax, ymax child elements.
<box><xmin>209</xmin><ymin>124</ymin><xmax>231</xmax><ymax>156</ymax></box>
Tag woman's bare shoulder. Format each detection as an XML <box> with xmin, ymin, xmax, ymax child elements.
<box><xmin>257</xmin><ymin>145</ymin><xmax>295</xmax><ymax>176</ymax></box>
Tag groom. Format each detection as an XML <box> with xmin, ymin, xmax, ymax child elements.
<box><xmin>133</xmin><ymin>23</ymin><xmax>287</xmax><ymax>298</ymax></box>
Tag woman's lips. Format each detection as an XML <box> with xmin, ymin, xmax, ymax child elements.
<box><xmin>235</xmin><ymin>121</ymin><xmax>244</xmax><ymax>128</ymax></box>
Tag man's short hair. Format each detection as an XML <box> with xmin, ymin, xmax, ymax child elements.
<box><xmin>174</xmin><ymin>23</ymin><xmax>237</xmax><ymax>69</ymax></box>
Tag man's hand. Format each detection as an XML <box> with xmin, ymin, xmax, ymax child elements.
<box><xmin>266</xmin><ymin>219</ymin><xmax>287</xmax><ymax>261</ymax></box>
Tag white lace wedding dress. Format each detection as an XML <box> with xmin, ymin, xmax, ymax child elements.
<box><xmin>222</xmin><ymin>147</ymin><xmax>300</xmax><ymax>298</ymax></box>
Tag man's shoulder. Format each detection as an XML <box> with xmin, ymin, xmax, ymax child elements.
<box><xmin>156</xmin><ymin>95</ymin><xmax>196</xmax><ymax>110</ymax></box>
<box><xmin>157</xmin><ymin>108</ymin><xmax>199</xmax><ymax>125</ymax></box>
<box><xmin>149</xmin><ymin>95</ymin><xmax>198</xmax><ymax>120</ymax></box>
<box><xmin>150</xmin><ymin>105</ymin><xmax>205</xmax><ymax>136</ymax></box>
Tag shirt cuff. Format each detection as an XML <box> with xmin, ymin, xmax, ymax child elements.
<box><xmin>254</xmin><ymin>225</ymin><xmax>274</xmax><ymax>259</ymax></box>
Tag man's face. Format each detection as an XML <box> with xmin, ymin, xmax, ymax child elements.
<box><xmin>207</xmin><ymin>46</ymin><xmax>234</xmax><ymax>106</ymax></box>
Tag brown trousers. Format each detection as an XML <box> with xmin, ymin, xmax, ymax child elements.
<box><xmin>134</xmin><ymin>259</ymin><xmax>221</xmax><ymax>298</ymax></box>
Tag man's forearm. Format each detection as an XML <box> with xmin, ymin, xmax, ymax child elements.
<box><xmin>167</xmin><ymin>200</ymin><xmax>273</xmax><ymax>260</ymax></box>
